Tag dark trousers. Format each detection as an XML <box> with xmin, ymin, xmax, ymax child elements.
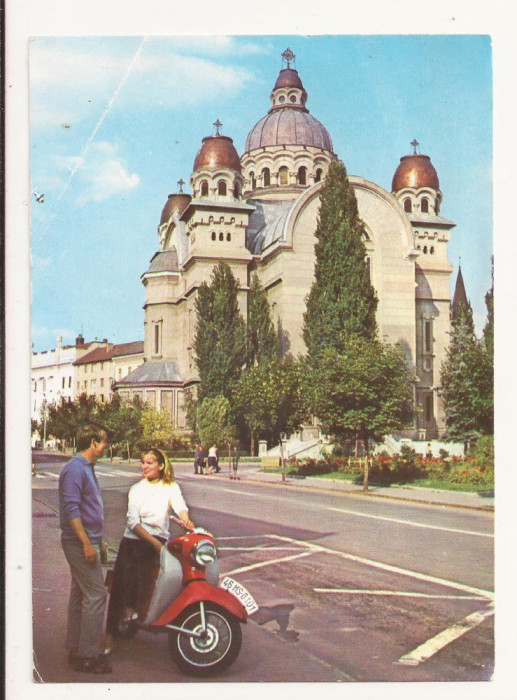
<box><xmin>106</xmin><ymin>537</ymin><xmax>162</xmax><ymax>636</ymax></box>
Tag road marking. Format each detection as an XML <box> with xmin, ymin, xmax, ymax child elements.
<box><xmin>221</xmin><ymin>550</ymin><xmax>314</xmax><ymax>577</ymax></box>
<box><xmin>267</xmin><ymin>534</ymin><xmax>494</xmax><ymax>600</ymax></box>
<box><xmin>219</xmin><ymin>545</ymin><xmax>301</xmax><ymax>551</ymax></box>
<box><xmin>313</xmin><ymin>589</ymin><xmax>488</xmax><ymax>600</ymax></box>
<box><xmin>395</xmin><ymin>604</ymin><xmax>494</xmax><ymax>666</ymax></box>
<box><xmin>219</xmin><ymin>488</ymin><xmax>258</xmax><ymax>497</ymax></box>
<box><xmin>40</xmin><ymin>471</ymin><xmax>59</xmax><ymax>479</ymax></box>
<box><xmin>327</xmin><ymin>507</ymin><xmax>493</xmax><ymax>538</ymax></box>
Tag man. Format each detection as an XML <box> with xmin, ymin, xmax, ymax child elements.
<box><xmin>58</xmin><ymin>424</ymin><xmax>112</xmax><ymax>674</ymax></box>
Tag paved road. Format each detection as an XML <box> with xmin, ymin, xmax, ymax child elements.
<box><xmin>32</xmin><ymin>455</ymin><xmax>494</xmax><ymax>683</ymax></box>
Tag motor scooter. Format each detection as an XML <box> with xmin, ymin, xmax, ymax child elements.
<box><xmin>106</xmin><ymin>518</ymin><xmax>258</xmax><ymax>676</ymax></box>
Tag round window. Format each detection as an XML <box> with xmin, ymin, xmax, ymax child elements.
<box><xmin>279</xmin><ymin>95</ymin><xmax>285</xmax><ymax>103</ymax></box>
<box><xmin>290</xmin><ymin>95</ymin><xmax>296</xmax><ymax>103</ymax></box>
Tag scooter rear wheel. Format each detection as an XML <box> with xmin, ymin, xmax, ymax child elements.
<box><xmin>168</xmin><ymin>604</ymin><xmax>242</xmax><ymax>676</ymax></box>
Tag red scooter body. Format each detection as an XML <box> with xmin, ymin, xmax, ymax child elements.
<box><xmin>151</xmin><ymin>531</ymin><xmax>247</xmax><ymax>627</ymax></box>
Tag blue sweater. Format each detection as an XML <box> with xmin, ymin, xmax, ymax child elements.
<box><xmin>59</xmin><ymin>454</ymin><xmax>104</xmax><ymax>544</ymax></box>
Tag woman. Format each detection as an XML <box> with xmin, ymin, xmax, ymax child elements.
<box><xmin>104</xmin><ymin>448</ymin><xmax>194</xmax><ymax>653</ymax></box>
<box><xmin>207</xmin><ymin>443</ymin><xmax>219</xmax><ymax>474</ymax></box>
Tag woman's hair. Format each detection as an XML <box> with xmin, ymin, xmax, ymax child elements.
<box><xmin>146</xmin><ymin>448</ymin><xmax>175</xmax><ymax>484</ymax></box>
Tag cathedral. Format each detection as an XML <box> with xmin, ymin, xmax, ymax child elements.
<box><xmin>116</xmin><ymin>49</ymin><xmax>455</xmax><ymax>440</ymax></box>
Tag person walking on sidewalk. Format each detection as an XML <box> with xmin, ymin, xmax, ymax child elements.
<box><xmin>58</xmin><ymin>424</ymin><xmax>112</xmax><ymax>674</ymax></box>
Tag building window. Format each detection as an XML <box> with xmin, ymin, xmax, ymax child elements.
<box><xmin>100</xmin><ymin>377</ymin><xmax>104</xmax><ymax>387</ymax></box>
<box><xmin>424</xmin><ymin>320</ymin><xmax>433</xmax><ymax>353</ymax></box>
<box><xmin>430</xmin><ymin>246</ymin><xmax>435</xmax><ymax>254</ymax></box>
<box><xmin>226</xmin><ymin>232</ymin><xmax>231</xmax><ymax>241</ymax></box>
<box><xmin>435</xmin><ymin>198</ymin><xmax>440</xmax><ymax>214</ymax></box>
<box><xmin>298</xmin><ymin>166</ymin><xmax>307</xmax><ymax>185</ymax></box>
<box><xmin>33</xmin><ymin>381</ymin><xmax>36</xmax><ymax>392</ymax></box>
<box><xmin>100</xmin><ymin>362</ymin><xmax>104</xmax><ymax>370</ymax></box>
<box><xmin>219</xmin><ymin>232</ymin><xmax>224</xmax><ymax>241</ymax></box>
<box><xmin>425</xmin><ymin>394</ymin><xmax>434</xmax><ymax>422</ymax></box>
<box><xmin>250</xmin><ymin>171</ymin><xmax>256</xmax><ymax>189</ymax></box>
<box><xmin>423</xmin><ymin>246</ymin><xmax>428</xmax><ymax>254</ymax></box>
<box><xmin>233</xmin><ymin>182</ymin><xmax>240</xmax><ymax>198</ymax></box>
<box><xmin>62</xmin><ymin>377</ymin><xmax>65</xmax><ymax>389</ymax></box>
<box><xmin>68</xmin><ymin>376</ymin><xmax>72</xmax><ymax>388</ymax></box>
<box><xmin>154</xmin><ymin>324</ymin><xmax>160</xmax><ymax>355</ymax></box>
<box><xmin>279</xmin><ymin>166</ymin><xmax>288</xmax><ymax>185</ymax></box>
<box><xmin>315</xmin><ymin>168</ymin><xmax>323</xmax><ymax>183</ymax></box>
<box><xmin>262</xmin><ymin>168</ymin><xmax>270</xmax><ymax>187</ymax></box>
<box><xmin>77</xmin><ymin>381</ymin><xmax>80</xmax><ymax>391</ymax></box>
<box><xmin>421</xmin><ymin>198</ymin><xmax>429</xmax><ymax>213</ymax></box>
<box><xmin>201</xmin><ymin>180</ymin><xmax>209</xmax><ymax>197</ymax></box>
<box><xmin>100</xmin><ymin>394</ymin><xmax>104</xmax><ymax>402</ymax></box>
<box><xmin>211</xmin><ymin>231</ymin><xmax>216</xmax><ymax>241</ymax></box>
<box><xmin>84</xmin><ymin>380</ymin><xmax>87</xmax><ymax>390</ymax></box>
<box><xmin>218</xmin><ymin>180</ymin><xmax>227</xmax><ymax>196</ymax></box>
<box><xmin>279</xmin><ymin>95</ymin><xmax>285</xmax><ymax>103</ymax></box>
<box><xmin>404</xmin><ymin>198</ymin><xmax>412</xmax><ymax>213</ymax></box>
<box><xmin>91</xmin><ymin>379</ymin><xmax>96</xmax><ymax>389</ymax></box>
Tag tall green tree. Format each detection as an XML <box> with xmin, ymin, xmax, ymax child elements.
<box><xmin>303</xmin><ymin>159</ymin><xmax>378</xmax><ymax>357</ymax></box>
<box><xmin>193</xmin><ymin>262</ymin><xmax>246</xmax><ymax>400</ymax></box>
<box><xmin>307</xmin><ymin>338</ymin><xmax>413</xmax><ymax>450</ymax></box>
<box><xmin>246</xmin><ymin>273</ymin><xmax>277</xmax><ymax>366</ymax></box>
<box><xmin>196</xmin><ymin>395</ymin><xmax>237</xmax><ymax>452</ymax></box>
<box><xmin>440</xmin><ymin>300</ymin><xmax>492</xmax><ymax>442</ymax></box>
<box><xmin>232</xmin><ymin>355</ymin><xmax>309</xmax><ymax>454</ymax></box>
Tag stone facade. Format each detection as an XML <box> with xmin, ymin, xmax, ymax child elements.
<box><xmin>116</xmin><ymin>53</ymin><xmax>456</xmax><ymax>439</ymax></box>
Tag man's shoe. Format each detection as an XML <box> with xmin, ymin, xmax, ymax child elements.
<box><xmin>67</xmin><ymin>651</ymin><xmax>81</xmax><ymax>665</ymax></box>
<box><xmin>74</xmin><ymin>656</ymin><xmax>113</xmax><ymax>674</ymax></box>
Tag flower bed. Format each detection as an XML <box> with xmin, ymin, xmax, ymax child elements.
<box><xmin>286</xmin><ymin>443</ymin><xmax>494</xmax><ymax>489</ymax></box>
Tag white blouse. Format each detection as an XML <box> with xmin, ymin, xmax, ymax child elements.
<box><xmin>124</xmin><ymin>478</ymin><xmax>188</xmax><ymax>541</ymax></box>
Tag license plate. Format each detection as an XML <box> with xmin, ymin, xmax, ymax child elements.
<box><xmin>220</xmin><ymin>576</ymin><xmax>259</xmax><ymax>615</ymax></box>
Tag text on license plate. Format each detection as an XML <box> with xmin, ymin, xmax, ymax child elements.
<box><xmin>220</xmin><ymin>576</ymin><xmax>259</xmax><ymax>615</ymax></box>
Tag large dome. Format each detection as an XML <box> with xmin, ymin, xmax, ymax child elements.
<box><xmin>244</xmin><ymin>61</ymin><xmax>333</xmax><ymax>154</ymax></box>
<box><xmin>193</xmin><ymin>135</ymin><xmax>241</xmax><ymax>173</ymax></box>
<box><xmin>245</xmin><ymin>109</ymin><xmax>333</xmax><ymax>152</ymax></box>
<box><xmin>392</xmin><ymin>154</ymin><xmax>439</xmax><ymax>192</ymax></box>
<box><xmin>160</xmin><ymin>193</ymin><xmax>192</xmax><ymax>225</ymax></box>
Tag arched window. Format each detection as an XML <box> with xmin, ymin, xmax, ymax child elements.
<box><xmin>233</xmin><ymin>182</ymin><xmax>240</xmax><ymax>198</ymax></box>
<box><xmin>226</xmin><ymin>233</ymin><xmax>231</xmax><ymax>241</ymax></box>
<box><xmin>423</xmin><ymin>246</ymin><xmax>428</xmax><ymax>254</ymax></box>
<box><xmin>219</xmin><ymin>232</ymin><xmax>224</xmax><ymax>241</ymax></box>
<box><xmin>430</xmin><ymin>246</ymin><xmax>435</xmax><ymax>254</ymax></box>
<box><xmin>250</xmin><ymin>171</ymin><xmax>256</xmax><ymax>190</ymax></box>
<box><xmin>435</xmin><ymin>198</ymin><xmax>440</xmax><ymax>214</ymax></box>
<box><xmin>262</xmin><ymin>168</ymin><xmax>270</xmax><ymax>187</ymax></box>
<box><xmin>315</xmin><ymin>168</ymin><xmax>323</xmax><ymax>183</ymax></box>
<box><xmin>211</xmin><ymin>231</ymin><xmax>216</xmax><ymax>241</ymax></box>
<box><xmin>218</xmin><ymin>180</ymin><xmax>227</xmax><ymax>196</ymax></box>
<box><xmin>154</xmin><ymin>324</ymin><xmax>160</xmax><ymax>355</ymax></box>
<box><xmin>298</xmin><ymin>166</ymin><xmax>307</xmax><ymax>185</ymax></box>
<box><xmin>404</xmin><ymin>198</ymin><xmax>412</xmax><ymax>213</ymax></box>
<box><xmin>279</xmin><ymin>166</ymin><xmax>288</xmax><ymax>185</ymax></box>
<box><xmin>201</xmin><ymin>180</ymin><xmax>209</xmax><ymax>197</ymax></box>
<box><xmin>421</xmin><ymin>198</ymin><xmax>429</xmax><ymax>213</ymax></box>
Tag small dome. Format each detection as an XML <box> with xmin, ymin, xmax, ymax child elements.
<box><xmin>245</xmin><ymin>108</ymin><xmax>333</xmax><ymax>152</ymax></box>
<box><xmin>193</xmin><ymin>135</ymin><xmax>241</xmax><ymax>173</ymax></box>
<box><xmin>392</xmin><ymin>154</ymin><xmax>439</xmax><ymax>192</ymax></box>
<box><xmin>160</xmin><ymin>193</ymin><xmax>192</xmax><ymax>225</ymax></box>
<box><xmin>274</xmin><ymin>68</ymin><xmax>304</xmax><ymax>91</ymax></box>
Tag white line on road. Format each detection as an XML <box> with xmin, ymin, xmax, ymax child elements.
<box><xmin>221</xmin><ymin>550</ymin><xmax>314</xmax><ymax>577</ymax></box>
<box><xmin>395</xmin><ymin>604</ymin><xmax>495</xmax><ymax>666</ymax></box>
<box><xmin>41</xmin><ymin>472</ymin><xmax>59</xmax><ymax>479</ymax></box>
<box><xmin>219</xmin><ymin>488</ymin><xmax>258</xmax><ymax>497</ymax></box>
<box><xmin>313</xmin><ymin>589</ymin><xmax>488</xmax><ymax>600</ymax></box>
<box><xmin>219</xmin><ymin>546</ymin><xmax>302</xmax><ymax>551</ymax></box>
<box><xmin>266</xmin><ymin>534</ymin><xmax>494</xmax><ymax>600</ymax></box>
<box><xmin>327</xmin><ymin>507</ymin><xmax>493</xmax><ymax>538</ymax></box>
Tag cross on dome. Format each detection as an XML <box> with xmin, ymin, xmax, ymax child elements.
<box><xmin>411</xmin><ymin>139</ymin><xmax>420</xmax><ymax>154</ymax></box>
<box><xmin>281</xmin><ymin>48</ymin><xmax>296</xmax><ymax>69</ymax></box>
<box><xmin>177</xmin><ymin>179</ymin><xmax>185</xmax><ymax>193</ymax></box>
<box><xmin>213</xmin><ymin>119</ymin><xmax>223</xmax><ymax>136</ymax></box>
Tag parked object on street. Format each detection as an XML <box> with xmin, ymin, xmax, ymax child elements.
<box><xmin>105</xmin><ymin>516</ymin><xmax>257</xmax><ymax>676</ymax></box>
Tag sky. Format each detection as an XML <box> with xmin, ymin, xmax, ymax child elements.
<box><xmin>29</xmin><ymin>34</ymin><xmax>493</xmax><ymax>351</ymax></box>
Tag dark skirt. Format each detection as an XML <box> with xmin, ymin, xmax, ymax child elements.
<box><xmin>106</xmin><ymin>536</ymin><xmax>164</xmax><ymax>636</ymax></box>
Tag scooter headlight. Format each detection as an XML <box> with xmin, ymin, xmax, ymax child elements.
<box><xmin>192</xmin><ymin>539</ymin><xmax>217</xmax><ymax>566</ymax></box>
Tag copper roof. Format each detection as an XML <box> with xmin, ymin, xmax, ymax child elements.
<box><xmin>245</xmin><ymin>108</ymin><xmax>333</xmax><ymax>152</ymax></box>
<box><xmin>160</xmin><ymin>194</ymin><xmax>192</xmax><ymax>224</ymax></box>
<box><xmin>193</xmin><ymin>135</ymin><xmax>241</xmax><ymax>172</ymax></box>
<box><xmin>392</xmin><ymin>154</ymin><xmax>439</xmax><ymax>192</ymax></box>
<box><xmin>274</xmin><ymin>68</ymin><xmax>304</xmax><ymax>91</ymax></box>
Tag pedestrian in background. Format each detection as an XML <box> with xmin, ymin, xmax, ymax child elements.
<box><xmin>194</xmin><ymin>442</ymin><xmax>203</xmax><ymax>474</ymax></box>
<box><xmin>58</xmin><ymin>424</ymin><xmax>112</xmax><ymax>674</ymax></box>
<box><xmin>207</xmin><ymin>443</ymin><xmax>219</xmax><ymax>474</ymax></box>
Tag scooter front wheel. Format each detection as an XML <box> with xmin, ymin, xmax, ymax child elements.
<box><xmin>168</xmin><ymin>604</ymin><xmax>242</xmax><ymax>676</ymax></box>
